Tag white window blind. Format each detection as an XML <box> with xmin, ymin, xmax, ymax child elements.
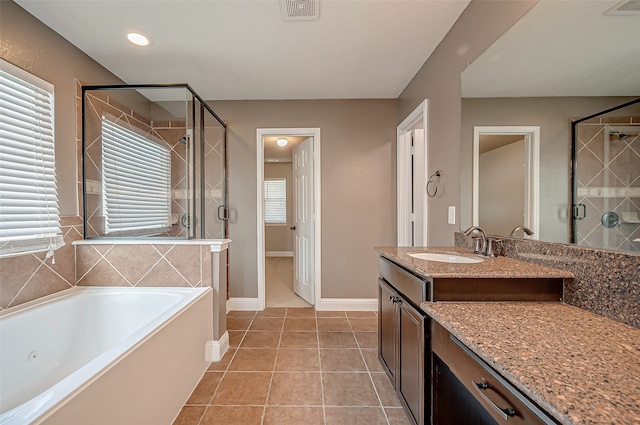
<box><xmin>0</xmin><ymin>59</ymin><xmax>63</xmax><ymax>258</ymax></box>
<box><xmin>264</xmin><ymin>178</ymin><xmax>287</xmax><ymax>224</ymax></box>
<box><xmin>101</xmin><ymin>118</ymin><xmax>171</xmax><ymax>235</ymax></box>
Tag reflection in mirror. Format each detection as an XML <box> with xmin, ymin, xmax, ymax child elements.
<box><xmin>572</xmin><ymin>98</ymin><xmax>640</xmax><ymax>253</ymax></box>
<box><xmin>461</xmin><ymin>0</ymin><xmax>640</xmax><ymax>253</ymax></box>
<box><xmin>472</xmin><ymin>127</ymin><xmax>539</xmax><ymax>238</ymax></box>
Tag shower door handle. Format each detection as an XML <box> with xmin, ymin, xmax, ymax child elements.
<box><xmin>573</xmin><ymin>203</ymin><xmax>586</xmax><ymax>220</ymax></box>
<box><xmin>217</xmin><ymin>205</ymin><xmax>229</xmax><ymax>221</ymax></box>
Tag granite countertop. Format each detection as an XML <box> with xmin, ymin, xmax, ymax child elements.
<box><xmin>376</xmin><ymin>246</ymin><xmax>574</xmax><ymax>279</ymax></box>
<box><xmin>421</xmin><ymin>302</ymin><xmax>640</xmax><ymax>425</ymax></box>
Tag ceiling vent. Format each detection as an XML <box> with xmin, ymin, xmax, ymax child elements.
<box><xmin>604</xmin><ymin>0</ymin><xmax>640</xmax><ymax>15</ymax></box>
<box><xmin>281</xmin><ymin>0</ymin><xmax>319</xmax><ymax>21</ymax></box>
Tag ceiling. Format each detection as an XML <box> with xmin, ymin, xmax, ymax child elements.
<box><xmin>462</xmin><ymin>0</ymin><xmax>640</xmax><ymax>98</ymax></box>
<box><xmin>14</xmin><ymin>0</ymin><xmax>471</xmax><ymax>100</ymax></box>
<box><xmin>264</xmin><ymin>136</ymin><xmax>306</xmax><ymax>162</ymax></box>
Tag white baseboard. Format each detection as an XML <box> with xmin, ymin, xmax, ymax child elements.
<box><xmin>226</xmin><ymin>297</ymin><xmax>260</xmax><ymax>312</ymax></box>
<box><xmin>205</xmin><ymin>332</ymin><xmax>229</xmax><ymax>362</ymax></box>
<box><xmin>226</xmin><ymin>297</ymin><xmax>377</xmax><ymax>312</ymax></box>
<box><xmin>316</xmin><ymin>298</ymin><xmax>378</xmax><ymax>311</ymax></box>
<box><xmin>265</xmin><ymin>251</ymin><xmax>294</xmax><ymax>257</ymax></box>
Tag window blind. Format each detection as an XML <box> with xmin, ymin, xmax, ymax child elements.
<box><xmin>264</xmin><ymin>178</ymin><xmax>287</xmax><ymax>224</ymax></box>
<box><xmin>0</xmin><ymin>60</ymin><xmax>63</xmax><ymax>258</ymax></box>
<box><xmin>101</xmin><ymin>118</ymin><xmax>171</xmax><ymax>235</ymax></box>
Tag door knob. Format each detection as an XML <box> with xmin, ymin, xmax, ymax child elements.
<box><xmin>289</xmin><ymin>226</ymin><xmax>296</xmax><ymax>230</ymax></box>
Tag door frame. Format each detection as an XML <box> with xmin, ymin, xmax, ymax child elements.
<box><xmin>472</xmin><ymin>126</ymin><xmax>540</xmax><ymax>238</ymax></box>
<box><xmin>256</xmin><ymin>128</ymin><xmax>321</xmax><ymax>310</ymax></box>
<box><xmin>397</xmin><ymin>100</ymin><xmax>429</xmax><ymax>246</ymax></box>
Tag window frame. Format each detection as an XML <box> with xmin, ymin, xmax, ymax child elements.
<box><xmin>263</xmin><ymin>178</ymin><xmax>287</xmax><ymax>225</ymax></box>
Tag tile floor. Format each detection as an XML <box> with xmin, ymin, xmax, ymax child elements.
<box><xmin>172</xmin><ymin>308</ymin><xmax>411</xmax><ymax>425</ymax></box>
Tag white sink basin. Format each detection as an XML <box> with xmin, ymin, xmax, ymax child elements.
<box><xmin>408</xmin><ymin>252</ymin><xmax>483</xmax><ymax>263</ymax></box>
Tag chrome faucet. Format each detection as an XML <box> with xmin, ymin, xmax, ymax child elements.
<box><xmin>510</xmin><ymin>226</ymin><xmax>534</xmax><ymax>238</ymax></box>
<box><xmin>463</xmin><ymin>226</ymin><xmax>487</xmax><ymax>255</ymax></box>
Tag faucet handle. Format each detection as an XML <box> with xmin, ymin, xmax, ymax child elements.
<box><xmin>485</xmin><ymin>238</ymin><xmax>501</xmax><ymax>257</ymax></box>
<box><xmin>471</xmin><ymin>236</ymin><xmax>484</xmax><ymax>254</ymax></box>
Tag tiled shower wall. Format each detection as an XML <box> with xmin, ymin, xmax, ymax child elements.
<box><xmin>575</xmin><ymin>116</ymin><xmax>640</xmax><ymax>252</ymax></box>
<box><xmin>77</xmin><ymin>82</ymin><xmax>226</xmax><ymax>240</ymax></box>
<box><xmin>455</xmin><ymin>232</ymin><xmax>640</xmax><ymax>328</ymax></box>
<box><xmin>81</xmin><ymin>85</ymin><xmax>190</xmax><ymax>238</ymax></box>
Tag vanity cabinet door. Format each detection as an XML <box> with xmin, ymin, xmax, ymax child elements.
<box><xmin>378</xmin><ymin>278</ymin><xmax>397</xmax><ymax>381</ymax></box>
<box><xmin>397</xmin><ymin>298</ymin><xmax>427</xmax><ymax>425</ymax></box>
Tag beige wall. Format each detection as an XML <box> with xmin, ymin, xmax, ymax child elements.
<box><xmin>478</xmin><ymin>141</ymin><xmax>525</xmax><ymax>236</ymax></box>
<box><xmin>264</xmin><ymin>162</ymin><xmax>294</xmax><ymax>253</ymax></box>
<box><xmin>208</xmin><ymin>100</ymin><xmax>398</xmax><ymax>299</ymax></box>
<box><xmin>397</xmin><ymin>0</ymin><xmax>537</xmax><ymax>245</ymax></box>
<box><xmin>0</xmin><ymin>0</ymin><xmax>124</xmax><ymax>216</ymax></box>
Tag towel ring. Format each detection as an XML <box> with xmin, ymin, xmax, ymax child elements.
<box><xmin>426</xmin><ymin>170</ymin><xmax>441</xmax><ymax>198</ymax></box>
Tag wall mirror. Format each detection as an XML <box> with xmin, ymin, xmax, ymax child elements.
<box><xmin>460</xmin><ymin>0</ymin><xmax>640</xmax><ymax>253</ymax></box>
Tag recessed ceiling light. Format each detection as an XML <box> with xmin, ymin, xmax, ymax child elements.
<box><xmin>127</xmin><ymin>32</ymin><xmax>150</xmax><ymax>46</ymax></box>
<box><xmin>277</xmin><ymin>138</ymin><xmax>288</xmax><ymax>147</ymax></box>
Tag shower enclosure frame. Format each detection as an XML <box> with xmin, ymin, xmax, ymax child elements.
<box><xmin>81</xmin><ymin>83</ymin><xmax>228</xmax><ymax>240</ymax></box>
<box><xmin>570</xmin><ymin>97</ymin><xmax>640</xmax><ymax>248</ymax></box>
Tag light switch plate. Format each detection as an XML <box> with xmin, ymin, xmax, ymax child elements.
<box><xmin>448</xmin><ymin>206</ymin><xmax>455</xmax><ymax>224</ymax></box>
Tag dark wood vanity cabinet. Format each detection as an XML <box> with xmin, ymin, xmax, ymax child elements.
<box><xmin>377</xmin><ymin>253</ymin><xmax>566</xmax><ymax>425</ymax></box>
<box><xmin>378</xmin><ymin>258</ymin><xmax>430</xmax><ymax>425</ymax></box>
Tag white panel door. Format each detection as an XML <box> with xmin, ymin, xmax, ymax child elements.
<box><xmin>293</xmin><ymin>137</ymin><xmax>314</xmax><ymax>304</ymax></box>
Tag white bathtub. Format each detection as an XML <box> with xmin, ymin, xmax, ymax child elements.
<box><xmin>0</xmin><ymin>286</ymin><xmax>213</xmax><ymax>425</ymax></box>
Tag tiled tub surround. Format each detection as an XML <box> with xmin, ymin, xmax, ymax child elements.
<box><xmin>0</xmin><ymin>216</ymin><xmax>83</xmax><ymax>310</ymax></box>
<box><xmin>74</xmin><ymin>239</ymin><xmax>231</xmax><ymax>354</ymax></box>
<box><xmin>74</xmin><ymin>241</ymin><xmax>215</xmax><ymax>288</ymax></box>
<box><xmin>421</xmin><ymin>302</ymin><xmax>640</xmax><ymax>425</ymax></box>
<box><xmin>1</xmin><ymin>237</ymin><xmax>229</xmax><ymax>338</ymax></box>
<box><xmin>455</xmin><ymin>233</ymin><xmax>640</xmax><ymax>328</ymax></box>
<box><xmin>173</xmin><ymin>308</ymin><xmax>411</xmax><ymax>425</ymax></box>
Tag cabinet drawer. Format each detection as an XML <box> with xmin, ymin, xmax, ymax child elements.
<box><xmin>432</xmin><ymin>322</ymin><xmax>558</xmax><ymax>425</ymax></box>
<box><xmin>379</xmin><ymin>257</ymin><xmax>429</xmax><ymax>305</ymax></box>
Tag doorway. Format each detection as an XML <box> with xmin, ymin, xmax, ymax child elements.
<box><xmin>257</xmin><ymin>128</ymin><xmax>321</xmax><ymax>310</ymax></box>
<box><xmin>472</xmin><ymin>126</ymin><xmax>540</xmax><ymax>237</ymax></box>
<box><xmin>397</xmin><ymin>100</ymin><xmax>429</xmax><ymax>246</ymax></box>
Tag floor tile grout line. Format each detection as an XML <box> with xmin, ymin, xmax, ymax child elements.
<box><xmin>259</xmin><ymin>314</ymin><xmax>286</xmax><ymax>425</ymax></box>
<box><xmin>177</xmin><ymin>311</ymin><xmax>397</xmax><ymax>425</ymax></box>
<box><xmin>198</xmin><ymin>311</ymin><xmax>256</xmax><ymax>424</ymax></box>
<box><xmin>315</xmin><ymin>313</ymin><xmax>328</xmax><ymax>425</ymax></box>
<box><xmin>353</xmin><ymin>316</ymin><xmax>393</xmax><ymax>425</ymax></box>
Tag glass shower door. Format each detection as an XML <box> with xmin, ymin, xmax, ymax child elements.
<box><xmin>573</xmin><ymin>105</ymin><xmax>640</xmax><ymax>253</ymax></box>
